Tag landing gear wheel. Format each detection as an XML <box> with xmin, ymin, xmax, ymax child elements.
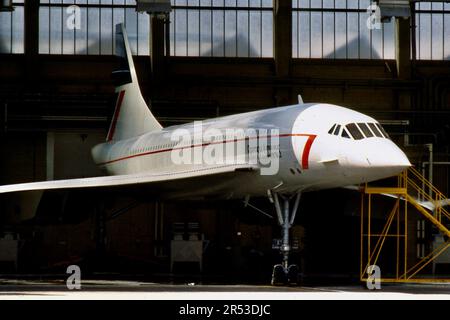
<box><xmin>271</xmin><ymin>264</ymin><xmax>287</xmax><ymax>286</ymax></box>
<box><xmin>287</xmin><ymin>264</ymin><xmax>300</xmax><ymax>286</ymax></box>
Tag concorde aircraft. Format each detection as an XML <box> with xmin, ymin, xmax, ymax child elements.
<box><xmin>0</xmin><ymin>24</ymin><xmax>411</xmax><ymax>285</ymax></box>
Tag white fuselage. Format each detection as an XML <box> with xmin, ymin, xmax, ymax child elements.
<box><xmin>91</xmin><ymin>103</ymin><xmax>411</xmax><ymax>199</ymax></box>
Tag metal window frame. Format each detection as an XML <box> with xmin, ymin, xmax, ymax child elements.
<box><xmin>38</xmin><ymin>1</ymin><xmax>149</xmax><ymax>56</ymax></box>
<box><xmin>0</xmin><ymin>1</ymin><xmax>24</xmax><ymax>54</ymax></box>
<box><xmin>292</xmin><ymin>0</ymin><xmax>397</xmax><ymax>60</ymax></box>
<box><xmin>414</xmin><ymin>1</ymin><xmax>450</xmax><ymax>61</ymax></box>
<box><xmin>170</xmin><ymin>0</ymin><xmax>273</xmax><ymax>58</ymax></box>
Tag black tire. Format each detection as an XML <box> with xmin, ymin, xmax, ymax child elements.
<box><xmin>287</xmin><ymin>264</ymin><xmax>300</xmax><ymax>285</ymax></box>
<box><xmin>271</xmin><ymin>264</ymin><xmax>287</xmax><ymax>286</ymax></box>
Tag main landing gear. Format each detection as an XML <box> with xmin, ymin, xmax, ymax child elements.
<box><xmin>270</xmin><ymin>191</ymin><xmax>302</xmax><ymax>286</ymax></box>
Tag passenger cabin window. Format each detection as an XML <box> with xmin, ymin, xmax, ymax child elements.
<box><xmin>357</xmin><ymin>123</ymin><xmax>373</xmax><ymax>138</ymax></box>
<box><xmin>346</xmin><ymin>123</ymin><xmax>364</xmax><ymax>140</ymax></box>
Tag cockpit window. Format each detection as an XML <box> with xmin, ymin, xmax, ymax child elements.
<box><xmin>376</xmin><ymin>123</ymin><xmax>390</xmax><ymax>139</ymax></box>
<box><xmin>333</xmin><ymin>125</ymin><xmax>341</xmax><ymax>136</ymax></box>
<box><xmin>328</xmin><ymin>124</ymin><xmax>336</xmax><ymax>134</ymax></box>
<box><xmin>329</xmin><ymin>122</ymin><xmax>390</xmax><ymax>140</ymax></box>
<box><xmin>357</xmin><ymin>123</ymin><xmax>373</xmax><ymax>138</ymax></box>
<box><xmin>341</xmin><ymin>128</ymin><xmax>351</xmax><ymax>139</ymax></box>
<box><xmin>332</xmin><ymin>122</ymin><xmax>388</xmax><ymax>140</ymax></box>
<box><xmin>346</xmin><ymin>123</ymin><xmax>364</xmax><ymax>140</ymax></box>
<box><xmin>368</xmin><ymin>123</ymin><xmax>383</xmax><ymax>138</ymax></box>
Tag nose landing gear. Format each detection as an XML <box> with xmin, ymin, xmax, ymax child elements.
<box><xmin>270</xmin><ymin>192</ymin><xmax>303</xmax><ymax>286</ymax></box>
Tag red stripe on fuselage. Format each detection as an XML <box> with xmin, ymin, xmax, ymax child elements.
<box><xmin>98</xmin><ymin>133</ymin><xmax>317</xmax><ymax>168</ymax></box>
<box><xmin>301</xmin><ymin>135</ymin><xmax>317</xmax><ymax>169</ymax></box>
<box><xmin>107</xmin><ymin>90</ymin><xmax>126</xmax><ymax>142</ymax></box>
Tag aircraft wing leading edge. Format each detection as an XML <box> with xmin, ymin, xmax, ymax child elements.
<box><xmin>0</xmin><ymin>164</ymin><xmax>258</xmax><ymax>195</ymax></box>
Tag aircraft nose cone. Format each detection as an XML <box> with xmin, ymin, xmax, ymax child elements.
<box><xmin>366</xmin><ymin>142</ymin><xmax>411</xmax><ymax>175</ymax></box>
<box><xmin>392</xmin><ymin>147</ymin><xmax>412</xmax><ymax>169</ymax></box>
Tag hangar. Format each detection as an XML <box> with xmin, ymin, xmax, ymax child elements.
<box><xmin>0</xmin><ymin>0</ymin><xmax>449</xmax><ymax>291</ymax></box>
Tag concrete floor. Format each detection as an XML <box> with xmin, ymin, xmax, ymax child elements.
<box><xmin>1</xmin><ymin>279</ymin><xmax>450</xmax><ymax>299</ymax></box>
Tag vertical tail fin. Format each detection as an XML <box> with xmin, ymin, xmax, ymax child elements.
<box><xmin>107</xmin><ymin>23</ymin><xmax>162</xmax><ymax>142</ymax></box>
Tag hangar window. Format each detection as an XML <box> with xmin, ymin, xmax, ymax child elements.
<box><xmin>38</xmin><ymin>0</ymin><xmax>150</xmax><ymax>55</ymax></box>
<box><xmin>346</xmin><ymin>123</ymin><xmax>364</xmax><ymax>140</ymax></box>
<box><xmin>415</xmin><ymin>2</ymin><xmax>450</xmax><ymax>60</ymax></box>
<box><xmin>357</xmin><ymin>123</ymin><xmax>373</xmax><ymax>138</ymax></box>
<box><xmin>0</xmin><ymin>0</ymin><xmax>24</xmax><ymax>54</ymax></box>
<box><xmin>292</xmin><ymin>0</ymin><xmax>396</xmax><ymax>59</ymax></box>
<box><xmin>170</xmin><ymin>0</ymin><xmax>273</xmax><ymax>57</ymax></box>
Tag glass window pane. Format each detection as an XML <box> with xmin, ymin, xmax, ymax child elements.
<box><xmin>342</xmin><ymin>128</ymin><xmax>351</xmax><ymax>139</ymax></box>
<box><xmin>224</xmin><ymin>10</ymin><xmax>236</xmax><ymax>57</ymax></box>
<box><xmin>175</xmin><ymin>9</ymin><xmax>188</xmax><ymax>56</ymax></box>
<box><xmin>334</xmin><ymin>12</ymin><xmax>347</xmax><ymax>59</ymax></box>
<box><xmin>124</xmin><ymin>7</ymin><xmax>138</xmax><ymax>55</ymax></box>
<box><xmin>50</xmin><ymin>6</ymin><xmax>63</xmax><ymax>54</ymax></box>
<box><xmin>357</xmin><ymin>123</ymin><xmax>374</xmax><ymax>138</ymax></box>
<box><xmin>11</xmin><ymin>5</ymin><xmax>24</xmax><ymax>53</ymax></box>
<box><xmin>249</xmin><ymin>10</ymin><xmax>261</xmax><ymax>57</ymax></box>
<box><xmin>237</xmin><ymin>10</ymin><xmax>249</xmax><ymax>57</ymax></box>
<box><xmin>187</xmin><ymin>9</ymin><xmax>200</xmax><ymax>56</ymax></box>
<box><xmin>383</xmin><ymin>19</ymin><xmax>395</xmax><ymax>59</ymax></box>
<box><xmin>346</xmin><ymin>123</ymin><xmax>364</xmax><ymax>140</ymax></box>
<box><xmin>87</xmin><ymin>6</ymin><xmax>100</xmax><ymax>54</ymax></box>
<box><xmin>200</xmin><ymin>9</ymin><xmax>212</xmax><ymax>56</ymax></box>
<box><xmin>293</xmin><ymin>0</ymin><xmax>396</xmax><ymax>59</ymax></box>
<box><xmin>39</xmin><ymin>6</ymin><xmax>50</xmax><ymax>53</ymax></box>
<box><xmin>328</xmin><ymin>124</ymin><xmax>336</xmax><ymax>134</ymax></box>
<box><xmin>212</xmin><ymin>10</ymin><xmax>224</xmax><ymax>56</ymax></box>
<box><xmin>0</xmin><ymin>3</ymin><xmax>24</xmax><ymax>54</ymax></box>
<box><xmin>137</xmin><ymin>12</ymin><xmax>149</xmax><ymax>56</ymax></box>
<box><xmin>368</xmin><ymin>123</ymin><xmax>383</xmax><ymax>138</ymax></box>
<box><xmin>261</xmin><ymin>11</ymin><xmax>273</xmax><ymax>57</ymax></box>
<box><xmin>74</xmin><ymin>7</ymin><xmax>87</xmax><ymax>54</ymax></box>
<box><xmin>0</xmin><ymin>11</ymin><xmax>12</xmax><ymax>54</ymax></box>
<box><xmin>333</xmin><ymin>124</ymin><xmax>341</xmax><ymax>136</ymax></box>
<box><xmin>310</xmin><ymin>12</ymin><xmax>322</xmax><ymax>58</ymax></box>
<box><xmin>416</xmin><ymin>2</ymin><xmax>449</xmax><ymax>60</ymax></box>
<box><xmin>347</xmin><ymin>12</ymin><xmax>359</xmax><ymax>59</ymax></box>
<box><xmin>323</xmin><ymin>11</ymin><xmax>334</xmax><ymax>58</ymax></box>
<box><xmin>171</xmin><ymin>1</ymin><xmax>273</xmax><ymax>57</ymax></box>
<box><xmin>62</xmin><ymin>14</ymin><xmax>75</xmax><ymax>55</ymax></box>
<box><xmin>298</xmin><ymin>11</ymin><xmax>310</xmax><ymax>58</ymax></box>
<box><xmin>100</xmin><ymin>7</ymin><xmax>113</xmax><ymax>54</ymax></box>
<box><xmin>38</xmin><ymin>2</ymin><xmax>149</xmax><ymax>55</ymax></box>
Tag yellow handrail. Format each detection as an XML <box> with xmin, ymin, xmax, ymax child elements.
<box><xmin>361</xmin><ymin>167</ymin><xmax>450</xmax><ymax>283</ymax></box>
<box><xmin>409</xmin><ymin>167</ymin><xmax>447</xmax><ymax>199</ymax></box>
<box><xmin>405</xmin><ymin>167</ymin><xmax>450</xmax><ymax>224</ymax></box>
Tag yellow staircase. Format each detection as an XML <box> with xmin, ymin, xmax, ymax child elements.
<box><xmin>405</xmin><ymin>167</ymin><xmax>450</xmax><ymax>237</ymax></box>
<box><xmin>361</xmin><ymin>167</ymin><xmax>450</xmax><ymax>283</ymax></box>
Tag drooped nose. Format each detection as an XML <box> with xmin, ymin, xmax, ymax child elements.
<box><xmin>389</xmin><ymin>146</ymin><xmax>411</xmax><ymax>169</ymax></box>
<box><xmin>366</xmin><ymin>141</ymin><xmax>411</xmax><ymax>176</ymax></box>
<box><xmin>342</xmin><ymin>140</ymin><xmax>412</xmax><ymax>183</ymax></box>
